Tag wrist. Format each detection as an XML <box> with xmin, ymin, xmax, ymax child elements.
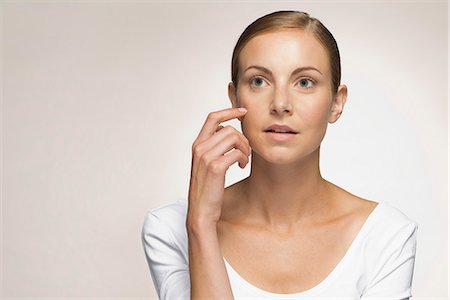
<box><xmin>186</xmin><ymin>217</ymin><xmax>217</xmax><ymax>235</ymax></box>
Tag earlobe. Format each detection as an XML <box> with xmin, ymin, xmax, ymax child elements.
<box><xmin>328</xmin><ymin>84</ymin><xmax>348</xmax><ymax>124</ymax></box>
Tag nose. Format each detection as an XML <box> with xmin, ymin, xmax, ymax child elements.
<box><xmin>270</xmin><ymin>88</ymin><xmax>293</xmax><ymax>115</ymax></box>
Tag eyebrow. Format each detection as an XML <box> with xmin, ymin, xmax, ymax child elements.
<box><xmin>243</xmin><ymin>65</ymin><xmax>323</xmax><ymax>76</ymax></box>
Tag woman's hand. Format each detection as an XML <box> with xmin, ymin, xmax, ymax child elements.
<box><xmin>187</xmin><ymin>107</ymin><xmax>251</xmax><ymax>228</ymax></box>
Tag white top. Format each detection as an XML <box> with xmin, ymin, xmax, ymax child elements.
<box><xmin>141</xmin><ymin>199</ymin><xmax>418</xmax><ymax>300</ymax></box>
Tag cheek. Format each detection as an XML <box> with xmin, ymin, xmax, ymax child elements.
<box><xmin>298</xmin><ymin>96</ymin><xmax>331</xmax><ymax>126</ymax></box>
<box><xmin>237</xmin><ymin>94</ymin><xmax>264</xmax><ymax>125</ymax></box>
<box><xmin>239</xmin><ymin>110</ymin><xmax>264</xmax><ymax>146</ymax></box>
<box><xmin>238</xmin><ymin>87</ymin><xmax>331</xmax><ymax>127</ymax></box>
<box><xmin>240</xmin><ymin>110</ymin><xmax>257</xmax><ymax>133</ymax></box>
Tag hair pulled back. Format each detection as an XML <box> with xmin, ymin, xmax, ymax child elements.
<box><xmin>231</xmin><ymin>10</ymin><xmax>341</xmax><ymax>96</ymax></box>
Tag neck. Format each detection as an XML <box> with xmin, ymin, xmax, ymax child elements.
<box><xmin>238</xmin><ymin>147</ymin><xmax>332</xmax><ymax>232</ymax></box>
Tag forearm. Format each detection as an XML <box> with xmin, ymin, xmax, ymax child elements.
<box><xmin>187</xmin><ymin>221</ymin><xmax>234</xmax><ymax>300</ymax></box>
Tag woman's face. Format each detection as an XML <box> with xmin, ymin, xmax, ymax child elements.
<box><xmin>228</xmin><ymin>28</ymin><xmax>347</xmax><ymax>165</ymax></box>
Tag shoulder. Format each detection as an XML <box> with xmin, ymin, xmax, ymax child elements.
<box><xmin>145</xmin><ymin>198</ymin><xmax>188</xmax><ymax>224</ymax></box>
<box><xmin>325</xmin><ymin>182</ymin><xmax>413</xmax><ymax>233</ymax></box>
<box><xmin>362</xmin><ymin>200</ymin><xmax>418</xmax><ymax>262</ymax></box>
<box><xmin>369</xmin><ymin>201</ymin><xmax>418</xmax><ymax>234</ymax></box>
<box><xmin>358</xmin><ymin>201</ymin><xmax>418</xmax><ymax>297</ymax></box>
<box><xmin>345</xmin><ymin>195</ymin><xmax>417</xmax><ymax>236</ymax></box>
<box><xmin>141</xmin><ymin>198</ymin><xmax>189</xmax><ymax>251</ymax></box>
<box><xmin>141</xmin><ymin>200</ymin><xmax>191</xmax><ymax>299</ymax></box>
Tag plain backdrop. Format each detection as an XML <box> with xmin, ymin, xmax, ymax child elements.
<box><xmin>1</xmin><ymin>1</ymin><xmax>448</xmax><ymax>299</ymax></box>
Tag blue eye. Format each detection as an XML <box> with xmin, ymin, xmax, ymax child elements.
<box><xmin>298</xmin><ymin>78</ymin><xmax>314</xmax><ymax>89</ymax></box>
<box><xmin>249</xmin><ymin>76</ymin><xmax>315</xmax><ymax>89</ymax></box>
<box><xmin>250</xmin><ymin>76</ymin><xmax>266</xmax><ymax>87</ymax></box>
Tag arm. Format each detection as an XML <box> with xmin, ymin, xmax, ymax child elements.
<box><xmin>185</xmin><ymin>108</ymin><xmax>250</xmax><ymax>300</ymax></box>
<box><xmin>187</xmin><ymin>219</ymin><xmax>234</xmax><ymax>300</ymax></box>
<box><xmin>361</xmin><ymin>221</ymin><xmax>418</xmax><ymax>299</ymax></box>
<box><xmin>142</xmin><ymin>212</ymin><xmax>190</xmax><ymax>300</ymax></box>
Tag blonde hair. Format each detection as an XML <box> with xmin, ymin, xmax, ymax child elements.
<box><xmin>231</xmin><ymin>10</ymin><xmax>341</xmax><ymax>97</ymax></box>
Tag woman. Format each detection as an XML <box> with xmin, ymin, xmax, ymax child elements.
<box><xmin>142</xmin><ymin>10</ymin><xmax>418</xmax><ymax>299</ymax></box>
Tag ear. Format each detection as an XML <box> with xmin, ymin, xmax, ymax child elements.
<box><xmin>328</xmin><ymin>84</ymin><xmax>347</xmax><ymax>124</ymax></box>
<box><xmin>228</xmin><ymin>82</ymin><xmax>239</xmax><ymax>108</ymax></box>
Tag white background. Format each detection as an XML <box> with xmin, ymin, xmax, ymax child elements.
<box><xmin>1</xmin><ymin>1</ymin><xmax>448</xmax><ymax>299</ymax></box>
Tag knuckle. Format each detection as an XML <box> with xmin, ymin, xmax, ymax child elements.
<box><xmin>207</xmin><ymin>112</ymin><xmax>219</xmax><ymax>120</ymax></box>
<box><xmin>232</xmin><ymin>149</ymin><xmax>241</xmax><ymax>160</ymax></box>
<box><xmin>230</xmin><ymin>133</ymin><xmax>240</xmax><ymax>144</ymax></box>
<box><xmin>202</xmin><ymin>152</ymin><xmax>212</xmax><ymax>165</ymax></box>
<box><xmin>193</xmin><ymin>144</ymin><xmax>203</xmax><ymax>158</ymax></box>
<box><xmin>209</xmin><ymin>161</ymin><xmax>224</xmax><ymax>174</ymax></box>
<box><xmin>239</xmin><ymin>149</ymin><xmax>248</xmax><ymax>161</ymax></box>
<box><xmin>224</xmin><ymin>125</ymin><xmax>234</xmax><ymax>132</ymax></box>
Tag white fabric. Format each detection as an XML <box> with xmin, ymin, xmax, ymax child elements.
<box><xmin>141</xmin><ymin>199</ymin><xmax>418</xmax><ymax>300</ymax></box>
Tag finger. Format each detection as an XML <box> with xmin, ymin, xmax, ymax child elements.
<box><xmin>199</xmin><ymin>125</ymin><xmax>250</xmax><ymax>157</ymax></box>
<box><xmin>195</xmin><ymin>107</ymin><xmax>247</xmax><ymax>145</ymax></box>
<box><xmin>201</xmin><ymin>128</ymin><xmax>251</xmax><ymax>166</ymax></box>
<box><xmin>201</xmin><ymin>135</ymin><xmax>249</xmax><ymax>173</ymax></box>
<box><xmin>208</xmin><ymin>149</ymin><xmax>249</xmax><ymax>175</ymax></box>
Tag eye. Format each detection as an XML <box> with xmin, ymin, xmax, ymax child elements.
<box><xmin>249</xmin><ymin>76</ymin><xmax>267</xmax><ymax>88</ymax></box>
<box><xmin>298</xmin><ymin>78</ymin><xmax>315</xmax><ymax>89</ymax></box>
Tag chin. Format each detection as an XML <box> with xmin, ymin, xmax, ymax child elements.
<box><xmin>256</xmin><ymin>148</ymin><xmax>301</xmax><ymax>165</ymax></box>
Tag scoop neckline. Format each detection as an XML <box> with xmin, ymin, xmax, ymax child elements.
<box><xmin>222</xmin><ymin>200</ymin><xmax>385</xmax><ymax>297</ymax></box>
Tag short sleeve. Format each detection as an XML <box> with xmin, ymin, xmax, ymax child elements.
<box><xmin>141</xmin><ymin>211</ymin><xmax>190</xmax><ymax>300</ymax></box>
<box><xmin>361</xmin><ymin>221</ymin><xmax>418</xmax><ymax>300</ymax></box>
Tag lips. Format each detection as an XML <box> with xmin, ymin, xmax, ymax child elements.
<box><xmin>264</xmin><ymin>124</ymin><xmax>298</xmax><ymax>134</ymax></box>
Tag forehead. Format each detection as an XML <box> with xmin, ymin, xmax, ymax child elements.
<box><xmin>239</xmin><ymin>29</ymin><xmax>330</xmax><ymax>76</ymax></box>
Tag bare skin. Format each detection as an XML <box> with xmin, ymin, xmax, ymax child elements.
<box><xmin>187</xmin><ymin>28</ymin><xmax>378</xmax><ymax>297</ymax></box>
<box><xmin>218</xmin><ymin>179</ymin><xmax>378</xmax><ymax>294</ymax></box>
<box><xmin>187</xmin><ymin>108</ymin><xmax>251</xmax><ymax>299</ymax></box>
<box><xmin>214</xmin><ymin>28</ymin><xmax>379</xmax><ymax>294</ymax></box>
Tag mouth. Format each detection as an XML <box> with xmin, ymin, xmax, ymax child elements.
<box><xmin>264</xmin><ymin>129</ymin><xmax>298</xmax><ymax>134</ymax></box>
<box><xmin>264</xmin><ymin>130</ymin><xmax>298</xmax><ymax>141</ymax></box>
<box><xmin>263</xmin><ymin>124</ymin><xmax>299</xmax><ymax>140</ymax></box>
<box><xmin>264</xmin><ymin>124</ymin><xmax>299</xmax><ymax>134</ymax></box>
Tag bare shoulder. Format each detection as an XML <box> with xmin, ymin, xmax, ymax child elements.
<box><xmin>217</xmin><ymin>180</ymin><xmax>381</xmax><ymax>294</ymax></box>
<box><xmin>326</xmin><ymin>180</ymin><xmax>379</xmax><ymax>233</ymax></box>
<box><xmin>325</xmin><ymin>179</ymin><xmax>375</xmax><ymax>204</ymax></box>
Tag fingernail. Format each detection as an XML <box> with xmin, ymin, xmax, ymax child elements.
<box><xmin>238</xmin><ymin>107</ymin><xmax>247</xmax><ymax>112</ymax></box>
